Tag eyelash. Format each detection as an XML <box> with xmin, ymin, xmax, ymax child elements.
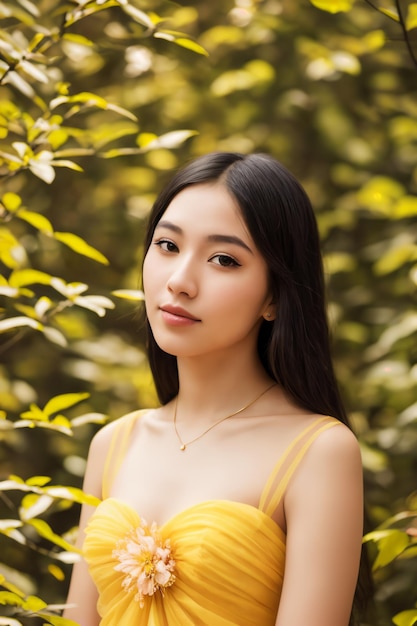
<box><xmin>153</xmin><ymin>239</ymin><xmax>241</xmax><ymax>268</ymax></box>
<box><xmin>154</xmin><ymin>239</ymin><xmax>178</xmax><ymax>253</ymax></box>
<box><xmin>210</xmin><ymin>254</ymin><xmax>241</xmax><ymax>268</ymax></box>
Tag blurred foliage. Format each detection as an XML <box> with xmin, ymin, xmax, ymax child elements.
<box><xmin>0</xmin><ymin>0</ymin><xmax>416</xmax><ymax>624</ymax></box>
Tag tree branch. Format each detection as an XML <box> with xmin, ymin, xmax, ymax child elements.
<box><xmin>394</xmin><ymin>0</ymin><xmax>417</xmax><ymax>69</ymax></box>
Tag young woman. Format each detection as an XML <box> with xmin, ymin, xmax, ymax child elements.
<box><xmin>64</xmin><ymin>152</ymin><xmax>370</xmax><ymax>626</ymax></box>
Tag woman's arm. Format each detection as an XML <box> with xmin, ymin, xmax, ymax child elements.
<box><xmin>63</xmin><ymin>421</ymin><xmax>117</xmax><ymax>626</ymax></box>
<box><xmin>275</xmin><ymin>425</ymin><xmax>363</xmax><ymax>626</ymax></box>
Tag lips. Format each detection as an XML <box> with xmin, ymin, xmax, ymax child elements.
<box><xmin>160</xmin><ymin>304</ymin><xmax>201</xmax><ymax>322</ymax></box>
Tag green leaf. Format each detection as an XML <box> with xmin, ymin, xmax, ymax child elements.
<box><xmin>309</xmin><ymin>0</ymin><xmax>355</xmax><ymax>13</ymax></box>
<box><xmin>43</xmin><ymin>393</ymin><xmax>90</xmax><ymax>418</ymax></box>
<box><xmin>393</xmin><ymin>610</ymin><xmax>417</xmax><ymax>626</ymax></box>
<box><xmin>53</xmin><ymin>232</ymin><xmax>109</xmax><ymax>264</ymax></box>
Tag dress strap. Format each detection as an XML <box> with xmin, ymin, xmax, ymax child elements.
<box><xmin>259</xmin><ymin>416</ymin><xmax>341</xmax><ymax>518</ymax></box>
<box><xmin>101</xmin><ymin>410</ymin><xmax>145</xmax><ymax>499</ymax></box>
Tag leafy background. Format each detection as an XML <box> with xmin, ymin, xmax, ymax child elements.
<box><xmin>0</xmin><ymin>0</ymin><xmax>416</xmax><ymax>624</ymax></box>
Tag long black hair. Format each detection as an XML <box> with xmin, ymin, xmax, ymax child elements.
<box><xmin>143</xmin><ymin>152</ymin><xmax>373</xmax><ymax>623</ymax></box>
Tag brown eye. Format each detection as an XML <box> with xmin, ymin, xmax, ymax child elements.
<box><xmin>155</xmin><ymin>239</ymin><xmax>178</xmax><ymax>253</ymax></box>
<box><xmin>211</xmin><ymin>254</ymin><xmax>240</xmax><ymax>267</ymax></box>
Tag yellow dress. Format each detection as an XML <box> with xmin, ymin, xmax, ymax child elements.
<box><xmin>83</xmin><ymin>413</ymin><xmax>339</xmax><ymax>626</ymax></box>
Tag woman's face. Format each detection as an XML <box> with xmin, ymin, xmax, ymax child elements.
<box><xmin>143</xmin><ymin>182</ymin><xmax>274</xmax><ymax>360</ymax></box>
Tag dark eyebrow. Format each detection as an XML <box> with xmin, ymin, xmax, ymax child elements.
<box><xmin>155</xmin><ymin>220</ymin><xmax>253</xmax><ymax>254</ymax></box>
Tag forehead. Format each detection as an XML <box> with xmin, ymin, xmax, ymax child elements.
<box><xmin>158</xmin><ymin>183</ymin><xmax>249</xmax><ymax>237</ymax></box>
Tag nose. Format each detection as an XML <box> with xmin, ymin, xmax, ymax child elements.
<box><xmin>166</xmin><ymin>255</ymin><xmax>198</xmax><ymax>298</ymax></box>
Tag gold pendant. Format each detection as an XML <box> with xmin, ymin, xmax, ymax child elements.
<box><xmin>180</xmin><ymin>444</ymin><xmax>186</xmax><ymax>451</ymax></box>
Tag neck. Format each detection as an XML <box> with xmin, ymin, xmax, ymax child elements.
<box><xmin>174</xmin><ymin>350</ymin><xmax>274</xmax><ymax>425</ymax></box>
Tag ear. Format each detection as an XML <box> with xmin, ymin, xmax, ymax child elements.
<box><xmin>262</xmin><ymin>303</ymin><xmax>276</xmax><ymax>322</ymax></box>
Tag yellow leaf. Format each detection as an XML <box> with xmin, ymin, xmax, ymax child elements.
<box><xmin>379</xmin><ymin>6</ymin><xmax>400</xmax><ymax>21</ymax></box>
<box><xmin>45</xmin><ymin>485</ymin><xmax>100</xmax><ymax>506</ymax></box>
<box><xmin>170</xmin><ymin>37</ymin><xmax>208</xmax><ymax>56</ymax></box>
<box><xmin>62</xmin><ymin>33</ymin><xmax>94</xmax><ymax>47</ymax></box>
<box><xmin>357</xmin><ymin>176</ymin><xmax>405</xmax><ymax>215</ymax></box>
<box><xmin>43</xmin><ymin>392</ymin><xmax>90</xmax><ymax>417</ymax></box>
<box><xmin>53</xmin><ymin>232</ymin><xmax>109</xmax><ymax>265</ymax></box>
<box><xmin>26</xmin><ymin>518</ymin><xmax>78</xmax><ymax>552</ymax></box>
<box><xmin>362</xmin><ymin>30</ymin><xmax>386</xmax><ymax>52</ymax></box>
<box><xmin>363</xmin><ymin>529</ymin><xmax>410</xmax><ymax>570</ymax></box>
<box><xmin>20</xmin><ymin>404</ymin><xmax>47</xmax><ymax>421</ymax></box>
<box><xmin>21</xmin><ymin>595</ymin><xmax>47</xmax><ymax>611</ymax></box>
<box><xmin>1</xmin><ymin>192</ymin><xmax>21</xmax><ymax>211</ymax></box>
<box><xmin>20</xmin><ymin>494</ymin><xmax>54</xmax><ymax>520</ymax></box>
<box><xmin>137</xmin><ymin>132</ymin><xmax>158</xmax><ymax>148</ymax></box>
<box><xmin>309</xmin><ymin>0</ymin><xmax>355</xmax><ymax>13</ymax></box>
<box><xmin>200</xmin><ymin>25</ymin><xmax>244</xmax><ymax>48</ymax></box>
<box><xmin>394</xmin><ymin>196</ymin><xmax>417</xmax><ymax>217</ymax></box>
<box><xmin>25</xmin><ymin>476</ymin><xmax>51</xmax><ymax>487</ymax></box>
<box><xmin>406</xmin><ymin>4</ymin><xmax>417</xmax><ymax>29</ymax></box>
<box><xmin>245</xmin><ymin>59</ymin><xmax>275</xmax><ymax>82</ymax></box>
<box><xmin>324</xmin><ymin>252</ymin><xmax>356</xmax><ymax>274</ymax></box>
<box><xmin>0</xmin><ymin>590</ymin><xmax>25</xmax><ymax>606</ymax></box>
<box><xmin>111</xmin><ymin>289</ymin><xmax>145</xmax><ymax>301</ymax></box>
<box><xmin>9</xmin><ymin>269</ymin><xmax>53</xmax><ymax>287</ymax></box>
<box><xmin>374</xmin><ymin>244</ymin><xmax>417</xmax><ymax>275</ymax></box>
<box><xmin>48</xmin><ymin>564</ymin><xmax>65</xmax><ymax>581</ymax></box>
<box><xmin>13</xmin><ymin>304</ymin><xmax>37</xmax><ymax>318</ymax></box>
<box><xmin>393</xmin><ymin>609</ymin><xmax>417</xmax><ymax>626</ymax></box>
<box><xmin>17</xmin><ymin>208</ymin><xmax>53</xmax><ymax>233</ymax></box>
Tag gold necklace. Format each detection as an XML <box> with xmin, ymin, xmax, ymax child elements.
<box><xmin>173</xmin><ymin>383</ymin><xmax>276</xmax><ymax>451</ymax></box>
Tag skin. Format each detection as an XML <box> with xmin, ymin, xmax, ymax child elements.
<box><xmin>64</xmin><ymin>182</ymin><xmax>363</xmax><ymax>626</ymax></box>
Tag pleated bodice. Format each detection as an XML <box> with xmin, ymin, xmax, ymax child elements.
<box><xmin>83</xmin><ymin>412</ymin><xmax>339</xmax><ymax>626</ymax></box>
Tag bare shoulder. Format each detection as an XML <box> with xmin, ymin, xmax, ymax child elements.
<box><xmin>307</xmin><ymin>418</ymin><xmax>361</xmax><ymax>466</ymax></box>
<box><xmin>89</xmin><ymin>408</ymin><xmax>150</xmax><ymax>457</ymax></box>
<box><xmin>286</xmin><ymin>416</ymin><xmax>363</xmax><ymax>507</ymax></box>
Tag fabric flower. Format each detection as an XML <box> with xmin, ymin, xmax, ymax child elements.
<box><xmin>113</xmin><ymin>519</ymin><xmax>176</xmax><ymax>607</ymax></box>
